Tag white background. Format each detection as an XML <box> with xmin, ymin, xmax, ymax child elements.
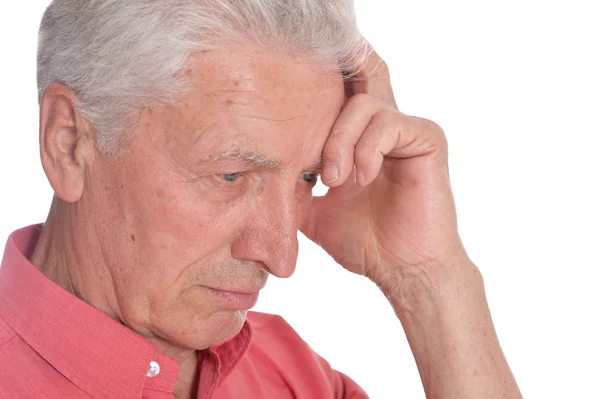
<box><xmin>1</xmin><ymin>1</ymin><xmax>599</xmax><ymax>398</ymax></box>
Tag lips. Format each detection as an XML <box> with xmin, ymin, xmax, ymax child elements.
<box><xmin>200</xmin><ymin>286</ymin><xmax>261</xmax><ymax>310</ymax></box>
<box><xmin>210</xmin><ymin>287</ymin><xmax>263</xmax><ymax>295</ymax></box>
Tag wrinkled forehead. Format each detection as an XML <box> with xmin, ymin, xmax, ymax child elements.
<box><xmin>187</xmin><ymin>46</ymin><xmax>343</xmax><ymax>111</ymax></box>
<box><xmin>154</xmin><ymin>45</ymin><xmax>346</xmax><ymax>153</ymax></box>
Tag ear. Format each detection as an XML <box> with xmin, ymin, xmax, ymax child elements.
<box><xmin>39</xmin><ymin>83</ymin><xmax>95</xmax><ymax>203</ymax></box>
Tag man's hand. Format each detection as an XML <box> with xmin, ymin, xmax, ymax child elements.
<box><xmin>301</xmin><ymin>48</ymin><xmax>522</xmax><ymax>399</ymax></box>
<box><xmin>301</xmin><ymin>49</ymin><xmax>467</xmax><ymax>294</ymax></box>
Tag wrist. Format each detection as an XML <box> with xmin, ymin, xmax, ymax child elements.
<box><xmin>378</xmin><ymin>254</ymin><xmax>484</xmax><ymax>318</ymax></box>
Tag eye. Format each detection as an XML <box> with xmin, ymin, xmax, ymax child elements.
<box><xmin>301</xmin><ymin>173</ymin><xmax>320</xmax><ymax>183</ymax></box>
<box><xmin>221</xmin><ymin>172</ymin><xmax>241</xmax><ymax>182</ymax></box>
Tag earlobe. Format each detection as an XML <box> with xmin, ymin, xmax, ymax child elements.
<box><xmin>39</xmin><ymin>84</ymin><xmax>91</xmax><ymax>203</ymax></box>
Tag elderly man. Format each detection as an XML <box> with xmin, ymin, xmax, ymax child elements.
<box><xmin>0</xmin><ymin>1</ymin><xmax>521</xmax><ymax>398</ymax></box>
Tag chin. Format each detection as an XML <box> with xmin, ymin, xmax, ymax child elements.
<box><xmin>206</xmin><ymin>309</ymin><xmax>248</xmax><ymax>346</ymax></box>
<box><xmin>150</xmin><ymin>305</ymin><xmax>249</xmax><ymax>351</ymax></box>
<box><xmin>169</xmin><ymin>309</ymin><xmax>249</xmax><ymax>350</ymax></box>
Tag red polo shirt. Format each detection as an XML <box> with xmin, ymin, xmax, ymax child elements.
<box><xmin>0</xmin><ymin>225</ymin><xmax>368</xmax><ymax>398</ymax></box>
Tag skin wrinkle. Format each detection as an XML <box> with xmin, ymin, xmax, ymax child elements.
<box><xmin>212</xmin><ymin>89</ymin><xmax>258</xmax><ymax>93</ymax></box>
<box><xmin>233</xmin><ymin>114</ymin><xmax>306</xmax><ymax>122</ymax></box>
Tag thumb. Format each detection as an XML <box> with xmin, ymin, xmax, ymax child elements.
<box><xmin>301</xmin><ymin>175</ymin><xmax>360</xmax><ymax>246</ymax></box>
<box><xmin>300</xmin><ymin>195</ymin><xmax>325</xmax><ymax>245</ymax></box>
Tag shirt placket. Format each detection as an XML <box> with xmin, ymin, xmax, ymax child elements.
<box><xmin>198</xmin><ymin>348</ymin><xmax>221</xmax><ymax>399</ymax></box>
<box><xmin>142</xmin><ymin>352</ymin><xmax>180</xmax><ymax>398</ymax></box>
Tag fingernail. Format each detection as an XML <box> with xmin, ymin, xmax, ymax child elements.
<box><xmin>357</xmin><ymin>171</ymin><xmax>366</xmax><ymax>187</ymax></box>
<box><xmin>322</xmin><ymin>162</ymin><xmax>339</xmax><ymax>184</ymax></box>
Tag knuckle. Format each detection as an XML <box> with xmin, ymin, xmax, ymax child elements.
<box><xmin>354</xmin><ymin>141</ymin><xmax>379</xmax><ymax>164</ymax></box>
<box><xmin>419</xmin><ymin>117</ymin><xmax>448</xmax><ymax>150</ymax></box>
<box><xmin>417</xmin><ymin>117</ymin><xmax>445</xmax><ymax>137</ymax></box>
<box><xmin>374</xmin><ymin>58</ymin><xmax>390</xmax><ymax>77</ymax></box>
<box><xmin>347</xmin><ymin>92</ymin><xmax>391</xmax><ymax>110</ymax></box>
<box><xmin>348</xmin><ymin>92</ymin><xmax>371</xmax><ymax>105</ymax></box>
<box><xmin>354</xmin><ymin>142</ymin><xmax>369</xmax><ymax>160</ymax></box>
<box><xmin>425</xmin><ymin>118</ymin><xmax>445</xmax><ymax>135</ymax></box>
<box><xmin>375</xmin><ymin>110</ymin><xmax>397</xmax><ymax>124</ymax></box>
<box><xmin>325</xmin><ymin>128</ymin><xmax>345</xmax><ymax>142</ymax></box>
<box><xmin>323</xmin><ymin>139</ymin><xmax>348</xmax><ymax>162</ymax></box>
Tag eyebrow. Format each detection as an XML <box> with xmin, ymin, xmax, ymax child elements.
<box><xmin>199</xmin><ymin>151</ymin><xmax>281</xmax><ymax>169</ymax></box>
<box><xmin>199</xmin><ymin>150</ymin><xmax>323</xmax><ymax>171</ymax></box>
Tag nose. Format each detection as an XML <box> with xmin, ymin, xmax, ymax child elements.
<box><xmin>230</xmin><ymin>185</ymin><xmax>300</xmax><ymax>279</ymax></box>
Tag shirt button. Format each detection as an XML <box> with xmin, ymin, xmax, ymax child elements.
<box><xmin>146</xmin><ymin>361</ymin><xmax>161</xmax><ymax>378</ymax></box>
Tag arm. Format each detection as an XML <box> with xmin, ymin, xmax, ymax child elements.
<box><xmin>300</xmin><ymin>46</ymin><xmax>522</xmax><ymax>398</ymax></box>
<box><xmin>385</xmin><ymin>259</ymin><xmax>522</xmax><ymax>398</ymax></box>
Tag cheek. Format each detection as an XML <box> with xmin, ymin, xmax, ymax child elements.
<box><xmin>145</xmin><ymin>184</ymin><xmax>239</xmax><ymax>250</ymax></box>
<box><xmin>123</xmin><ymin>171</ymin><xmax>246</xmax><ymax>280</ymax></box>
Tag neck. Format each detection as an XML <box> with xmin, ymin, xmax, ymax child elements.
<box><xmin>30</xmin><ymin>197</ymin><xmax>116</xmax><ymax>316</ymax></box>
<box><xmin>29</xmin><ymin>196</ymin><xmax>199</xmax><ymax>395</ymax></box>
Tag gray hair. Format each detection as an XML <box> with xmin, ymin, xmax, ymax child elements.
<box><xmin>37</xmin><ymin>0</ymin><xmax>370</xmax><ymax>155</ymax></box>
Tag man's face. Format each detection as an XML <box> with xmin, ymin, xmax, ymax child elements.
<box><xmin>85</xmin><ymin>45</ymin><xmax>346</xmax><ymax>349</ymax></box>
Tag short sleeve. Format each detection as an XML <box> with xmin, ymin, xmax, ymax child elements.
<box><xmin>241</xmin><ymin>311</ymin><xmax>370</xmax><ymax>399</ymax></box>
<box><xmin>315</xmin><ymin>351</ymin><xmax>370</xmax><ymax>399</ymax></box>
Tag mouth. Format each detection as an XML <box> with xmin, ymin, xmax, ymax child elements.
<box><xmin>200</xmin><ymin>286</ymin><xmax>261</xmax><ymax>310</ymax></box>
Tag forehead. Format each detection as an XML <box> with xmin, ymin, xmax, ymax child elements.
<box><xmin>152</xmin><ymin>45</ymin><xmax>345</xmax><ymax>159</ymax></box>
<box><xmin>187</xmin><ymin>45</ymin><xmax>341</xmax><ymax>104</ymax></box>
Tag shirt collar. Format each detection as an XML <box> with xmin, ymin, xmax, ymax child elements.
<box><xmin>0</xmin><ymin>224</ymin><xmax>252</xmax><ymax>398</ymax></box>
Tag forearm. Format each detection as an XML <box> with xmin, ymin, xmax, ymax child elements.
<box><xmin>384</xmin><ymin>258</ymin><xmax>522</xmax><ymax>399</ymax></box>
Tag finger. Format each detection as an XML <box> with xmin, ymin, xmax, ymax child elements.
<box><xmin>353</xmin><ymin>111</ymin><xmax>400</xmax><ymax>187</ymax></box>
<box><xmin>321</xmin><ymin>94</ymin><xmax>388</xmax><ymax>187</ymax></box>
<box><xmin>354</xmin><ymin>113</ymin><xmax>448</xmax><ymax>187</ymax></box>
<box><xmin>350</xmin><ymin>46</ymin><xmax>397</xmax><ymax>108</ymax></box>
